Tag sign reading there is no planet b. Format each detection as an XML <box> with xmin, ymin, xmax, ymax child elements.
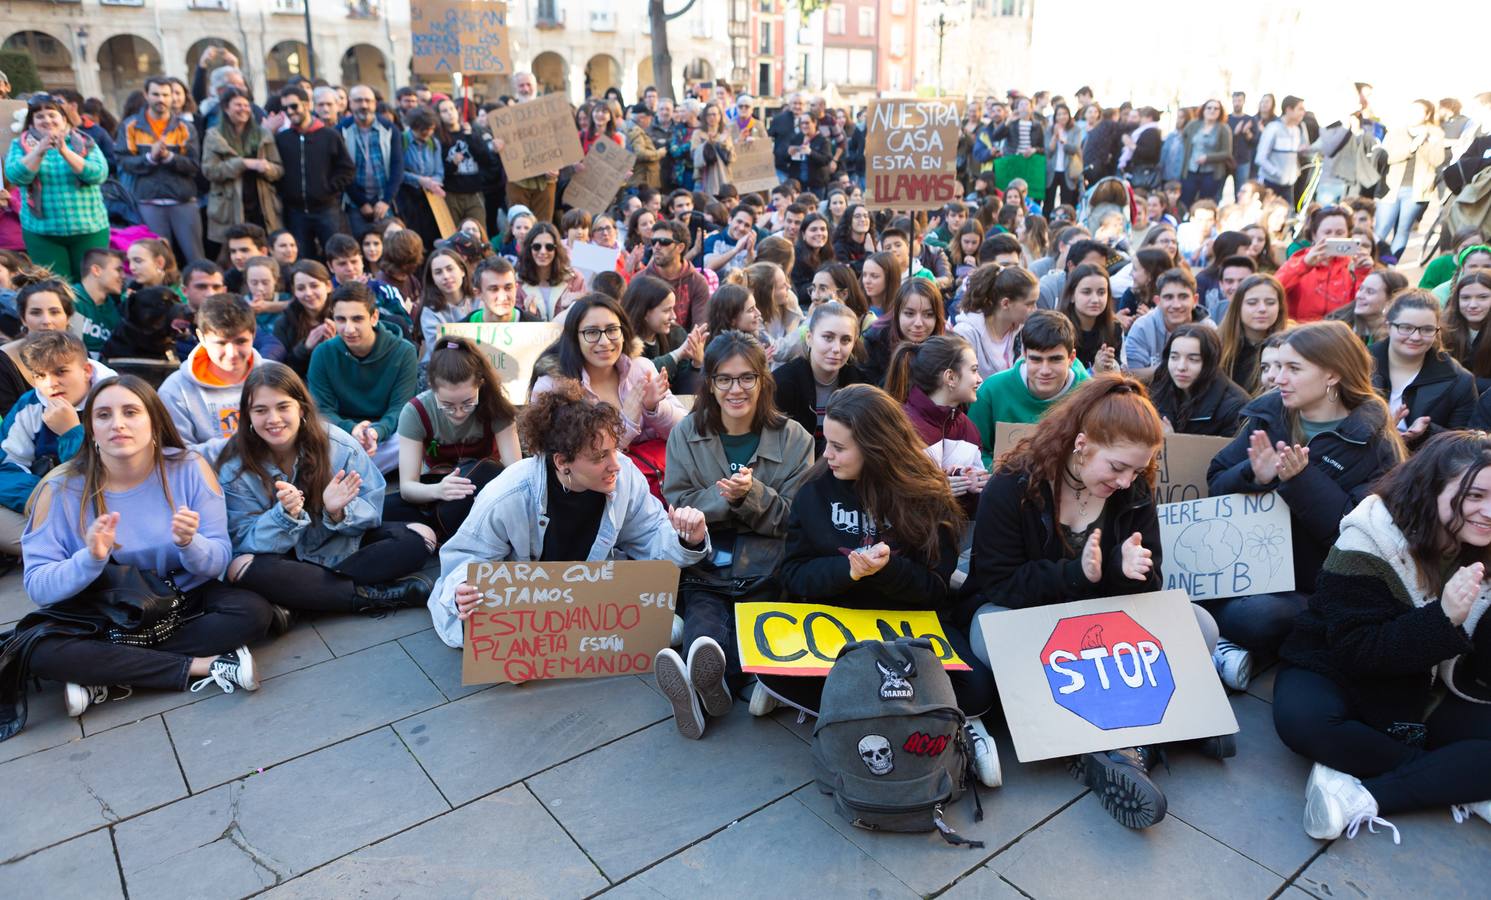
<box><xmin>1157</xmin><ymin>492</ymin><xmax>1293</xmax><ymax>601</ymax></box>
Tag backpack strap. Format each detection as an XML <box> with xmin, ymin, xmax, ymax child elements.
<box><xmin>410</xmin><ymin>395</ymin><xmax>439</xmax><ymax>464</ymax></box>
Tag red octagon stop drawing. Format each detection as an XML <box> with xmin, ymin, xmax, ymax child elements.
<box><xmin>1039</xmin><ymin>611</ymin><xmax>1176</xmax><ymax>730</ymax></box>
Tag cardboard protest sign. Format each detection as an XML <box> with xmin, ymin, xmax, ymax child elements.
<box><xmin>0</xmin><ymin>100</ymin><xmax>26</xmax><ymax>165</ymax></box>
<box><xmin>462</xmin><ymin>560</ymin><xmax>679</xmax><ymax>684</ymax></box>
<box><xmin>439</xmin><ymin>321</ymin><xmax>562</xmax><ymax>403</ymax></box>
<box><xmin>488</xmin><ymin>93</ymin><xmax>584</xmax><ymax>181</ymax></box>
<box><xmin>735</xmin><ymin>601</ymin><xmax>971</xmax><ymax>676</ymax></box>
<box><xmin>1158</xmin><ymin>492</ymin><xmax>1293</xmax><ymax>601</ymax></box>
<box><xmin>732</xmin><ymin>138</ymin><xmax>779</xmax><ymax>194</ymax></box>
<box><xmin>993</xmin><ymin>153</ymin><xmax>1048</xmax><ymax>201</ymax></box>
<box><xmin>410</xmin><ymin>0</ymin><xmax>512</xmax><ymax>77</ymax></box>
<box><xmin>990</xmin><ymin>423</ymin><xmax>1229</xmax><ymax>506</ymax></box>
<box><xmin>425</xmin><ymin>189</ymin><xmax>458</xmax><ymax>239</ymax></box>
<box><xmin>980</xmin><ymin>590</ymin><xmax>1238</xmax><ymax>761</ymax></box>
<box><xmin>564</xmin><ymin>140</ymin><xmax>636</xmax><ymax>216</ymax></box>
<box><xmin>865</xmin><ymin>99</ymin><xmax>961</xmax><ymax>210</ymax></box>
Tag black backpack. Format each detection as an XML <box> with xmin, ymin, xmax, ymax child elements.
<box><xmin>811</xmin><ymin>638</ymin><xmax>984</xmax><ymax>847</ymax></box>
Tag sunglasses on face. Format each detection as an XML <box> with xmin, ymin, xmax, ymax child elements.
<box><xmin>530</xmin><ymin>242</ymin><xmax>556</xmax><ymax>252</ymax></box>
<box><xmin>651</xmin><ymin>237</ymin><xmax>676</xmax><ymax>247</ymax></box>
<box><xmin>282</xmin><ymin>103</ymin><xmax>302</xmax><ymax>112</ymax></box>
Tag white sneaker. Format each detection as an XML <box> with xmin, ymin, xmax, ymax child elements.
<box><xmin>654</xmin><ymin>648</ymin><xmax>705</xmax><ymax>740</ymax></box>
<box><xmin>686</xmin><ymin>637</ymin><xmax>732</xmax><ymax>718</ymax></box>
<box><xmin>189</xmin><ymin>646</ymin><xmax>259</xmax><ymax>695</ymax></box>
<box><xmin>1303</xmin><ymin>763</ymin><xmax>1400</xmax><ymax>843</ymax></box>
<box><xmin>747</xmin><ymin>680</ymin><xmax>779</xmax><ymax>716</ymax></box>
<box><xmin>670</xmin><ymin>614</ymin><xmax>684</xmax><ymax>648</ymax></box>
<box><xmin>64</xmin><ymin>683</ymin><xmax>107</xmax><ymax>718</ymax></box>
<box><xmin>1212</xmin><ymin>639</ymin><xmax>1253</xmax><ymax>691</ymax></box>
<box><xmin>965</xmin><ymin>717</ymin><xmax>1003</xmax><ymax>788</ymax></box>
<box><xmin>1452</xmin><ymin>800</ymin><xmax>1491</xmax><ymax>824</ymax></box>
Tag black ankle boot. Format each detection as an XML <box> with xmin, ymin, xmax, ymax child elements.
<box><xmin>353</xmin><ymin>573</ymin><xmax>434</xmax><ymax>613</ymax></box>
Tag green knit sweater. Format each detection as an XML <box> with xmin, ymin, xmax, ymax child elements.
<box><xmin>968</xmin><ymin>358</ymin><xmax>1090</xmax><ymax>468</ymax></box>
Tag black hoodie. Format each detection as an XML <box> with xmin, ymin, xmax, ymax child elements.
<box><xmin>1207</xmin><ymin>390</ymin><xmax>1401</xmax><ymax>591</ymax></box>
<box><xmin>275</xmin><ymin>121</ymin><xmax>356</xmax><ymax>212</ymax></box>
<box><xmin>1368</xmin><ymin>341</ymin><xmax>1476</xmax><ymax>442</ymax></box>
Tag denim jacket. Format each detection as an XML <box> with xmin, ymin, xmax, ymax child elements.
<box><xmin>218</xmin><ymin>423</ymin><xmax>385</xmax><ymax>568</ymax></box>
<box><xmin>428</xmin><ymin>454</ymin><xmax>710</xmax><ymax>647</ymax></box>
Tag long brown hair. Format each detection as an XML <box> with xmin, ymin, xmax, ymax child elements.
<box><xmin>1279</xmin><ymin>320</ymin><xmax>1404</xmax><ymax>459</ymax></box>
<box><xmin>883</xmin><ymin>335</ymin><xmax>970</xmax><ymax>404</ymax></box>
<box><xmin>1444</xmin><ymin>272</ymin><xmax>1491</xmax><ymax>378</ymax></box>
<box><xmin>863</xmin><ymin>251</ymin><xmax>901</xmax><ymax>308</ymax></box>
<box><xmin>741</xmin><ymin>261</ymin><xmax>786</xmax><ymax>329</ymax></box>
<box><xmin>425</xmin><ymin>335</ymin><xmax>517</xmax><ymax>429</ymax></box>
<box><xmin>1217</xmin><ymin>273</ymin><xmax>1289</xmax><ymax>392</ymax></box>
<box><xmin>216</xmin><ymin>363</ymin><xmax>335</xmax><ymax>518</ymax></box>
<box><xmin>997</xmin><ymin>375</ymin><xmax>1165</xmax><ymax>521</ymax></box>
<box><xmin>421</xmin><ymin>247</ymin><xmax>474</xmax><ymax>313</ymax></box>
<box><xmin>35</xmin><ymin>375</ymin><xmax>189</xmax><ymax>530</ymax></box>
<box><xmin>692</xmin><ymin>331</ymin><xmax>785</xmax><ymax>437</ymax></box>
<box><xmin>814</xmin><ymin>384</ymin><xmax>964</xmax><ymax>563</ymax></box>
<box><xmin>1373</xmin><ymin>431</ymin><xmax>1491</xmax><ymax>596</ymax></box>
<box><xmin>881</xmin><ymin>278</ymin><xmax>946</xmax><ymax>345</ymax></box>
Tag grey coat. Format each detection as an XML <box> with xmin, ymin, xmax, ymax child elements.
<box><xmin>1182</xmin><ymin>120</ymin><xmax>1234</xmax><ymax>182</ymax></box>
<box><xmin>661</xmin><ymin>412</ymin><xmax>814</xmax><ymax>540</ymax></box>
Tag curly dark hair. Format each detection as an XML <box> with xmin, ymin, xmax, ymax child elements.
<box><xmin>518</xmin><ymin>377</ymin><xmax>623</xmax><ymax>461</ymax></box>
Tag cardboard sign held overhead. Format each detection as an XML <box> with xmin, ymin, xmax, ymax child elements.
<box><xmin>564</xmin><ymin>140</ymin><xmax>636</xmax><ymax>216</ymax></box>
<box><xmin>980</xmin><ymin>590</ymin><xmax>1238</xmax><ymax>762</ymax></box>
<box><xmin>990</xmin><ymin>423</ymin><xmax>1229</xmax><ymax>506</ymax></box>
<box><xmin>865</xmin><ymin>99</ymin><xmax>961</xmax><ymax>211</ymax></box>
<box><xmin>411</xmin><ymin>0</ymin><xmax>512</xmax><ymax>77</ymax></box>
<box><xmin>462</xmin><ymin>560</ymin><xmax>679</xmax><ymax>684</ymax></box>
<box><xmin>735</xmin><ymin>601</ymin><xmax>971</xmax><ymax>676</ymax></box>
<box><xmin>1158</xmin><ymin>492</ymin><xmax>1294</xmax><ymax>602</ymax></box>
<box><xmin>488</xmin><ymin>93</ymin><xmax>584</xmax><ymax>181</ymax></box>
<box><xmin>439</xmin><ymin>321</ymin><xmax>562</xmax><ymax>404</ymax></box>
<box><xmin>732</xmin><ymin>137</ymin><xmax>779</xmax><ymax>194</ymax></box>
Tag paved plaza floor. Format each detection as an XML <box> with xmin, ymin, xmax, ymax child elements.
<box><xmin>1</xmin><ymin>569</ymin><xmax>1487</xmax><ymax>899</ymax></box>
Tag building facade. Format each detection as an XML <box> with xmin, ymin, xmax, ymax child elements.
<box><xmin>0</xmin><ymin>0</ymin><xmax>735</xmax><ymax>112</ymax></box>
<box><xmin>819</xmin><ymin>0</ymin><xmax>916</xmax><ymax>103</ymax></box>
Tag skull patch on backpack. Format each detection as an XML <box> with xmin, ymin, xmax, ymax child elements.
<box><xmin>858</xmin><ymin>734</ymin><xmax>894</xmax><ymax>775</ymax></box>
<box><xmin>876</xmin><ymin>660</ymin><xmax>914</xmax><ymax>700</ymax></box>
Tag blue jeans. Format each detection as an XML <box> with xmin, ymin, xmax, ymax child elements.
<box><xmin>1374</xmin><ymin>187</ymin><xmax>1428</xmax><ymax>258</ymax></box>
<box><xmin>1233</xmin><ymin>161</ymin><xmax>1252</xmax><ymax>196</ymax></box>
<box><xmin>285</xmin><ymin>205</ymin><xmax>346</xmax><ymax>258</ymax></box>
<box><xmin>1181</xmin><ymin>170</ymin><xmax>1224</xmax><ymax>206</ymax></box>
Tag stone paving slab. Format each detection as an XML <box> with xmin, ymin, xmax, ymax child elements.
<box><xmin>527</xmin><ymin>708</ymin><xmax>814</xmax><ymax>880</ymax></box>
<box><xmin>1162</xmin><ymin>693</ymin><xmax>1317</xmax><ymax>877</ymax></box>
<box><xmin>0</xmin><ymin>717</ymin><xmax>185</xmax><ymax>862</ymax></box>
<box><xmin>1294</xmin><ymin>807</ymin><xmax>1491</xmax><ymax>899</ymax></box>
<box><xmin>397</xmin><ymin>626</ymin><xmax>490</xmax><ymax>702</ymax></box>
<box><xmin>113</xmin><ymin>729</ymin><xmax>448</xmax><ymax>900</ymax></box>
<box><xmin>990</xmin><ymin>791</ymin><xmax>1286</xmax><ymax>897</ymax></box>
<box><xmin>264</xmin><ymin>784</ymin><xmax>607</xmax><ymax>898</ymax></box>
<box><xmin>0</xmin><ymin>682</ymin><xmax>81</xmax><ymax>765</ymax></box>
<box><xmin>0</xmin><ymin>571</ymin><xmax>32</xmax><ymax>626</ymax></box>
<box><xmin>311</xmin><ymin>607</ymin><xmax>432</xmax><ymax>657</ymax></box>
<box><xmin>938</xmin><ymin>866</ymin><xmax>1027</xmax><ymax>900</ymax></box>
<box><xmin>0</xmin><ymin>829</ymin><xmax>123</xmax><ymax>900</ymax></box>
<box><xmin>163</xmin><ymin>641</ymin><xmax>445</xmax><ymax>791</ymax></box>
<box><xmin>394</xmin><ymin>674</ymin><xmax>668</xmax><ymax>805</ymax></box>
<box><xmin>1247</xmin><ymin>662</ymin><xmax>1278</xmax><ymax>704</ymax></box>
<box><xmin>628</xmin><ymin>795</ymin><xmax>916</xmax><ymax>899</ymax></box>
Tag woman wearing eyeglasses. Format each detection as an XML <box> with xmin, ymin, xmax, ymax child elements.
<box><xmin>1180</xmin><ymin>99</ymin><xmax>1234</xmax><ymax>206</ymax></box>
<box><xmin>3</xmin><ymin>94</ymin><xmax>110</xmax><ymax>283</ymax></box>
<box><xmin>530</xmin><ymin>294</ymin><xmax>685</xmax><ymax>452</ymax></box>
<box><xmin>1369</xmin><ymin>290</ymin><xmax>1476</xmax><ymax>449</ymax></box>
<box><xmin>516</xmin><ymin>223</ymin><xmax>585</xmax><ymax>321</ymax></box>
<box><xmin>654</xmin><ymin>331</ymin><xmax>813</xmax><ymax>739</ymax></box>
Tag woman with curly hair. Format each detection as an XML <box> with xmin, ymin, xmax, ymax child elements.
<box><xmin>431</xmin><ymin>377</ymin><xmax>710</xmax><ymax>649</ymax></box>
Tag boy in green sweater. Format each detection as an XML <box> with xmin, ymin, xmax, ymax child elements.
<box><xmin>70</xmin><ymin>248</ymin><xmax>125</xmax><ymax>357</ymax></box>
<box><xmin>968</xmin><ymin>310</ymin><xmax>1089</xmax><ymax>468</ymax></box>
<box><xmin>307</xmin><ymin>281</ymin><xmax>419</xmax><ymax>473</ymax></box>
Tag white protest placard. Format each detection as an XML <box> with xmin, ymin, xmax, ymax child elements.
<box><xmin>568</xmin><ymin>241</ymin><xmax>621</xmax><ymax>280</ymax></box>
<box><xmin>439</xmin><ymin>321</ymin><xmax>562</xmax><ymax>404</ymax></box>
<box><xmin>1157</xmin><ymin>492</ymin><xmax>1294</xmax><ymax>602</ymax></box>
<box><xmin>980</xmin><ymin>590</ymin><xmax>1239</xmax><ymax>762</ymax></box>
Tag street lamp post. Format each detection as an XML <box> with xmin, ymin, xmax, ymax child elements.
<box><xmin>303</xmin><ymin>2</ymin><xmax>318</xmax><ymax>80</ymax></box>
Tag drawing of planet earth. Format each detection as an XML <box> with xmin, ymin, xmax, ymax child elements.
<box><xmin>1172</xmin><ymin>520</ymin><xmax>1243</xmax><ymax>574</ymax></box>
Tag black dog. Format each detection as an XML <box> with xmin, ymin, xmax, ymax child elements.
<box><xmin>101</xmin><ymin>286</ymin><xmax>184</xmax><ymax>387</ymax></box>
